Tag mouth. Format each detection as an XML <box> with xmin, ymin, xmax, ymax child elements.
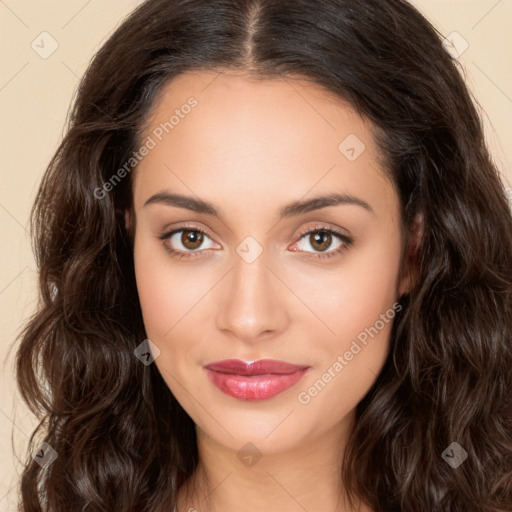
<box><xmin>204</xmin><ymin>359</ymin><xmax>311</xmax><ymax>401</ymax></box>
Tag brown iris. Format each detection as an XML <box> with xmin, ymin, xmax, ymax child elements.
<box><xmin>309</xmin><ymin>230</ymin><xmax>332</xmax><ymax>252</ymax></box>
<box><xmin>181</xmin><ymin>229</ymin><xmax>204</xmax><ymax>250</ymax></box>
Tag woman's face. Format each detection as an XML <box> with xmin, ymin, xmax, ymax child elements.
<box><xmin>128</xmin><ymin>70</ymin><xmax>409</xmax><ymax>454</ymax></box>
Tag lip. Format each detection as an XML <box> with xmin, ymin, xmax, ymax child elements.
<box><xmin>204</xmin><ymin>359</ymin><xmax>311</xmax><ymax>401</ymax></box>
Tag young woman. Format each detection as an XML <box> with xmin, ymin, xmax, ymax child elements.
<box><xmin>15</xmin><ymin>0</ymin><xmax>512</xmax><ymax>511</ymax></box>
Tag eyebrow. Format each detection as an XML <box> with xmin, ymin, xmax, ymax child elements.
<box><xmin>143</xmin><ymin>191</ymin><xmax>374</xmax><ymax>218</ymax></box>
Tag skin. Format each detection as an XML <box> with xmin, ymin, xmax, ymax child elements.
<box><xmin>126</xmin><ymin>69</ymin><xmax>415</xmax><ymax>512</ymax></box>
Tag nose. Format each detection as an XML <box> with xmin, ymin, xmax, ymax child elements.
<box><xmin>214</xmin><ymin>249</ymin><xmax>290</xmax><ymax>344</ymax></box>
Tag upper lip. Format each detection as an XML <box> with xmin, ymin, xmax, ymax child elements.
<box><xmin>204</xmin><ymin>359</ymin><xmax>310</xmax><ymax>376</ymax></box>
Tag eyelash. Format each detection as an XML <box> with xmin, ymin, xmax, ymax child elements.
<box><xmin>157</xmin><ymin>223</ymin><xmax>353</xmax><ymax>261</ymax></box>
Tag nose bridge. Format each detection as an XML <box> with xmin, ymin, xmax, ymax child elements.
<box><xmin>215</xmin><ymin>245</ymin><xmax>288</xmax><ymax>341</ymax></box>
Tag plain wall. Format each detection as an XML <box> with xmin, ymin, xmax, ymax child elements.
<box><xmin>0</xmin><ymin>1</ymin><xmax>511</xmax><ymax>509</ymax></box>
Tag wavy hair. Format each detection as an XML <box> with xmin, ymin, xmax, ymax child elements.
<box><xmin>14</xmin><ymin>0</ymin><xmax>512</xmax><ymax>510</ymax></box>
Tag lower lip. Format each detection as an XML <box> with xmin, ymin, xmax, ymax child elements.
<box><xmin>205</xmin><ymin>368</ymin><xmax>310</xmax><ymax>401</ymax></box>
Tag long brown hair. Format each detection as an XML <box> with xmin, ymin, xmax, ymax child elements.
<box><xmin>14</xmin><ymin>0</ymin><xmax>512</xmax><ymax>510</ymax></box>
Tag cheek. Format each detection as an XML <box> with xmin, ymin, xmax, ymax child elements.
<box><xmin>295</xmin><ymin>236</ymin><xmax>402</xmax><ymax>418</ymax></box>
<box><xmin>133</xmin><ymin>242</ymin><xmax>207</xmax><ymax>396</ymax></box>
<box><xmin>133</xmin><ymin>235</ymin><xmax>196</xmax><ymax>340</ymax></box>
<box><xmin>300</xmin><ymin>229</ymin><xmax>402</xmax><ymax>346</ymax></box>
<box><xmin>134</xmin><ymin>263</ymin><xmax>173</xmax><ymax>339</ymax></box>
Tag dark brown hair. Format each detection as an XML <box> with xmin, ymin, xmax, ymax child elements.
<box><xmin>14</xmin><ymin>0</ymin><xmax>512</xmax><ymax>510</ymax></box>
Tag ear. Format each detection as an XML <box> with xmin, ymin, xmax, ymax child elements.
<box><xmin>398</xmin><ymin>212</ymin><xmax>424</xmax><ymax>297</ymax></box>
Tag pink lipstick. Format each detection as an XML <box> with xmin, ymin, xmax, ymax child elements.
<box><xmin>204</xmin><ymin>359</ymin><xmax>310</xmax><ymax>401</ymax></box>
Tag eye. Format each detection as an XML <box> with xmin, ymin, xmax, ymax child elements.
<box><xmin>291</xmin><ymin>226</ymin><xmax>353</xmax><ymax>260</ymax></box>
<box><xmin>158</xmin><ymin>225</ymin><xmax>219</xmax><ymax>260</ymax></box>
<box><xmin>158</xmin><ymin>223</ymin><xmax>353</xmax><ymax>261</ymax></box>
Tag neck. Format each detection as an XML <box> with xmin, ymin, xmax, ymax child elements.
<box><xmin>177</xmin><ymin>411</ymin><xmax>371</xmax><ymax>512</ymax></box>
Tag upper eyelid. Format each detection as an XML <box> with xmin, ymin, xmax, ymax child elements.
<box><xmin>159</xmin><ymin>223</ymin><xmax>216</xmax><ymax>242</ymax></box>
<box><xmin>296</xmin><ymin>224</ymin><xmax>347</xmax><ymax>238</ymax></box>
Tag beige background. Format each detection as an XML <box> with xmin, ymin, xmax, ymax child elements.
<box><xmin>0</xmin><ymin>1</ymin><xmax>511</xmax><ymax>508</ymax></box>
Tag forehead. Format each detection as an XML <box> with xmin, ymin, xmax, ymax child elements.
<box><xmin>132</xmin><ymin>69</ymin><xmax>395</xmax><ymax>221</ymax></box>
